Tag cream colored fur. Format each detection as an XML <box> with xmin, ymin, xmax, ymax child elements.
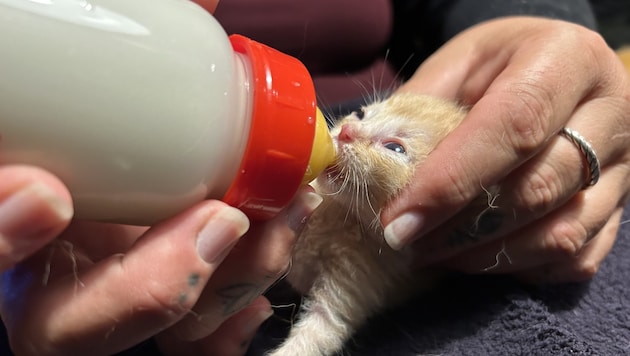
<box><xmin>267</xmin><ymin>94</ymin><xmax>467</xmax><ymax>356</ymax></box>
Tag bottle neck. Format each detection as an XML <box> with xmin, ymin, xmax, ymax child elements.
<box><xmin>221</xmin><ymin>35</ymin><xmax>320</xmax><ymax>220</ymax></box>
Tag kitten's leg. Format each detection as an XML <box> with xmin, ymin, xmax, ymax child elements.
<box><xmin>267</xmin><ymin>252</ymin><xmax>408</xmax><ymax>356</ymax></box>
<box><xmin>266</xmin><ymin>278</ymin><xmax>358</xmax><ymax>356</ymax></box>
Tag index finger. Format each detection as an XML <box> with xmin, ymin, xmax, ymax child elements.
<box><xmin>380</xmin><ymin>19</ymin><xmax>613</xmax><ymax>249</ymax></box>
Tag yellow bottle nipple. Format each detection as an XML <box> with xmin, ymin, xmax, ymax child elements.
<box><xmin>302</xmin><ymin>108</ymin><xmax>337</xmax><ymax>184</ymax></box>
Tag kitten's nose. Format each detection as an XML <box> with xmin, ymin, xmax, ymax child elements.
<box><xmin>338</xmin><ymin>124</ymin><xmax>357</xmax><ymax>142</ymax></box>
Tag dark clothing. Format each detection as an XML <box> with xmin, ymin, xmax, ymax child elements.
<box><xmin>589</xmin><ymin>0</ymin><xmax>630</xmax><ymax>48</ymax></box>
<box><xmin>214</xmin><ymin>0</ymin><xmax>595</xmax><ymax>106</ymax></box>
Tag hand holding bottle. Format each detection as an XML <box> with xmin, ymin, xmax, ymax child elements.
<box><xmin>0</xmin><ymin>180</ymin><xmax>322</xmax><ymax>355</ymax></box>
<box><xmin>0</xmin><ymin>1</ymin><xmax>328</xmax><ymax>354</ymax></box>
<box><xmin>0</xmin><ymin>0</ymin><xmax>332</xmax><ymax>224</ymax></box>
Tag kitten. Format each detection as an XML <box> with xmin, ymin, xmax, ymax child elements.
<box><xmin>266</xmin><ymin>93</ymin><xmax>468</xmax><ymax>356</ymax></box>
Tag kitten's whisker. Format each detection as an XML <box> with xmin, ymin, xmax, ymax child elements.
<box><xmin>368</xmin><ymin>68</ymin><xmax>384</xmax><ymax>104</ymax></box>
<box><xmin>360</xmin><ymin>192</ymin><xmax>370</xmax><ymax>230</ymax></box>
<box><xmin>346</xmin><ymin>73</ymin><xmax>371</xmax><ymax>104</ymax></box>
<box><xmin>350</xmin><ymin>76</ymin><xmax>381</xmax><ymax>107</ymax></box>
<box><xmin>370</xmin><ymin>214</ymin><xmax>382</xmax><ymax>232</ymax></box>
<box><xmin>356</xmin><ymin>173</ymin><xmax>365</xmax><ymax>219</ymax></box>
<box><xmin>351</xmin><ymin>170</ymin><xmax>361</xmax><ymax>220</ymax></box>
<box><xmin>365</xmin><ymin>189</ymin><xmax>378</xmax><ymax>221</ymax></box>
<box><xmin>392</xmin><ymin>53</ymin><xmax>414</xmax><ymax>83</ymax></box>
<box><xmin>378</xmin><ymin>49</ymin><xmax>390</xmax><ymax>96</ymax></box>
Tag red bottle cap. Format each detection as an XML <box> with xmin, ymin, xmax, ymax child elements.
<box><xmin>222</xmin><ymin>35</ymin><xmax>318</xmax><ymax>220</ymax></box>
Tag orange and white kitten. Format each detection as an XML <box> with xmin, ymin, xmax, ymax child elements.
<box><xmin>267</xmin><ymin>93</ymin><xmax>467</xmax><ymax>356</ymax></box>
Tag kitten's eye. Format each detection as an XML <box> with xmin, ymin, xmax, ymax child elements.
<box><xmin>353</xmin><ymin>108</ymin><xmax>365</xmax><ymax>120</ymax></box>
<box><xmin>383</xmin><ymin>141</ymin><xmax>406</xmax><ymax>154</ymax></box>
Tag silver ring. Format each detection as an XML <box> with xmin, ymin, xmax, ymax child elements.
<box><xmin>559</xmin><ymin>127</ymin><xmax>600</xmax><ymax>188</ymax></box>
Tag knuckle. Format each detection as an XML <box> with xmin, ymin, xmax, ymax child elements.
<box><xmin>544</xmin><ymin>219</ymin><xmax>588</xmax><ymax>259</ymax></box>
<box><xmin>116</xmin><ymin>256</ymin><xmax>199</xmax><ymax>319</ymax></box>
<box><xmin>513</xmin><ymin>165</ymin><xmax>564</xmax><ymax>215</ymax></box>
<box><xmin>570</xmin><ymin>259</ymin><xmax>600</xmax><ymax>281</ymax></box>
<box><xmin>260</xmin><ymin>258</ymin><xmax>291</xmax><ymax>281</ymax></box>
<box><xmin>256</xmin><ymin>232</ymin><xmax>297</xmax><ymax>280</ymax></box>
<box><xmin>433</xmin><ymin>162</ymin><xmax>479</xmax><ymax>206</ymax></box>
<box><xmin>580</xmin><ymin>27</ymin><xmax>611</xmax><ymax>61</ymax></box>
<box><xmin>557</xmin><ymin>258</ymin><xmax>600</xmax><ymax>283</ymax></box>
<box><xmin>500</xmin><ymin>85</ymin><xmax>552</xmax><ymax>157</ymax></box>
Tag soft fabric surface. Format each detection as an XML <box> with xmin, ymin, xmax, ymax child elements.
<box><xmin>249</xmin><ymin>203</ymin><xmax>630</xmax><ymax>356</ymax></box>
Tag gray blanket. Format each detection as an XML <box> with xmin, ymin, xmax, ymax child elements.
<box><xmin>250</xmin><ymin>203</ymin><xmax>630</xmax><ymax>356</ymax></box>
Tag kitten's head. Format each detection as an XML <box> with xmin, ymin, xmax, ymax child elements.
<box><xmin>317</xmin><ymin>93</ymin><xmax>466</xmax><ymax>222</ymax></box>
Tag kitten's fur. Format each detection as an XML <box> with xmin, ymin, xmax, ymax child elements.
<box><xmin>267</xmin><ymin>93</ymin><xmax>467</xmax><ymax>356</ymax></box>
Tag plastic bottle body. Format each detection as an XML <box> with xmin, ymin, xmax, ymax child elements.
<box><xmin>0</xmin><ymin>0</ymin><xmax>336</xmax><ymax>225</ymax></box>
<box><xmin>0</xmin><ymin>0</ymin><xmax>253</xmax><ymax>224</ymax></box>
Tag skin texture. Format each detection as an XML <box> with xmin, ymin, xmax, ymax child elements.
<box><xmin>0</xmin><ymin>10</ymin><xmax>628</xmax><ymax>356</ymax></box>
<box><xmin>382</xmin><ymin>17</ymin><xmax>630</xmax><ymax>283</ymax></box>
<box><xmin>0</xmin><ymin>188</ymin><xmax>322</xmax><ymax>355</ymax></box>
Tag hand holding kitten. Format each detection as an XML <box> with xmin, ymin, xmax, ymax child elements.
<box><xmin>382</xmin><ymin>16</ymin><xmax>630</xmax><ymax>284</ymax></box>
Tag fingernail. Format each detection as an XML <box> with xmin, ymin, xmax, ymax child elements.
<box><xmin>286</xmin><ymin>191</ymin><xmax>323</xmax><ymax>233</ymax></box>
<box><xmin>383</xmin><ymin>210</ymin><xmax>425</xmax><ymax>250</ymax></box>
<box><xmin>196</xmin><ymin>207</ymin><xmax>250</xmax><ymax>264</ymax></box>
<box><xmin>0</xmin><ymin>182</ymin><xmax>73</xmax><ymax>239</ymax></box>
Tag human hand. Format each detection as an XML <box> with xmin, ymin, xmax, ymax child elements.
<box><xmin>0</xmin><ymin>187</ymin><xmax>322</xmax><ymax>355</ymax></box>
<box><xmin>0</xmin><ymin>165</ymin><xmax>73</xmax><ymax>273</ymax></box>
<box><xmin>381</xmin><ymin>17</ymin><xmax>630</xmax><ymax>283</ymax></box>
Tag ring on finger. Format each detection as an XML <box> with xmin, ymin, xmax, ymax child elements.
<box><xmin>559</xmin><ymin>127</ymin><xmax>601</xmax><ymax>188</ymax></box>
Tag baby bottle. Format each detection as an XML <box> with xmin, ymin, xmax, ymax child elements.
<box><xmin>0</xmin><ymin>0</ymin><xmax>336</xmax><ymax>224</ymax></box>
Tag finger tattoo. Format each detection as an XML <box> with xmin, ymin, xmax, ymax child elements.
<box><xmin>216</xmin><ymin>277</ymin><xmax>273</xmax><ymax>315</ymax></box>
